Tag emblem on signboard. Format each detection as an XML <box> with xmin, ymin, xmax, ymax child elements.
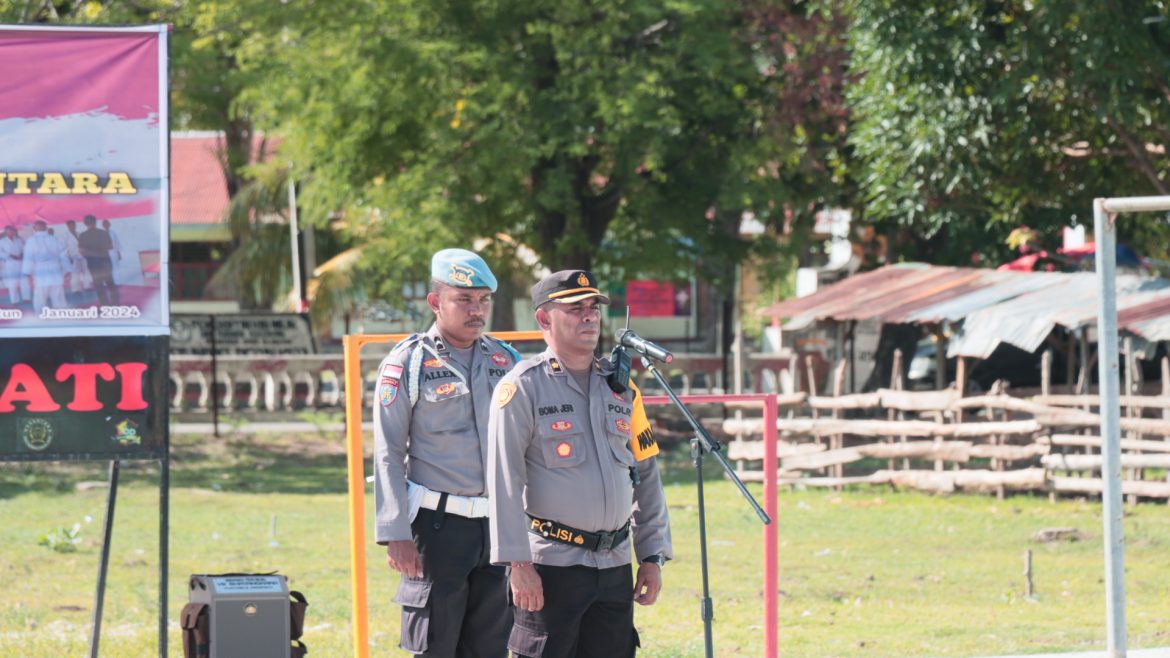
<box><xmin>21</xmin><ymin>418</ymin><xmax>53</xmax><ymax>451</ymax></box>
<box><xmin>112</xmin><ymin>419</ymin><xmax>141</xmax><ymax>446</ymax></box>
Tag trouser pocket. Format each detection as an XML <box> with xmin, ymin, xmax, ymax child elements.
<box><xmin>394</xmin><ymin>577</ymin><xmax>433</xmax><ymax>654</ymax></box>
<box><xmin>507</xmin><ymin>622</ymin><xmax>549</xmax><ymax>657</ymax></box>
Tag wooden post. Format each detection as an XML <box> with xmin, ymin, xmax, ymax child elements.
<box><xmin>889</xmin><ymin>348</ymin><xmax>903</xmax><ymax>470</ymax></box>
<box><xmin>832</xmin><ymin>357</ymin><xmax>847</xmax><ymax>486</ymax></box>
<box><xmin>1077</xmin><ymin>328</ymin><xmax>1090</xmax><ymax>396</ymax></box>
<box><xmin>806</xmin><ymin>356</ymin><xmax>823</xmax><ymax>456</ymax></box>
<box><xmin>934</xmin><ymin>327</ymin><xmax>947</xmax><ymax>391</ymax></box>
<box><xmin>1163</xmin><ymin>356</ymin><xmax>1169</xmax><ymax>505</ymax></box>
<box><xmin>1024</xmin><ymin>549</ymin><xmax>1034</xmax><ymax>598</ymax></box>
<box><xmin>993</xmin><ymin>383</ymin><xmax>1005</xmax><ymax>500</ymax></box>
<box><xmin>956</xmin><ymin>356</ymin><xmax>968</xmax><ymax>398</ymax></box>
<box><xmin>1079</xmin><ymin>330</ymin><xmax>1094</xmax><ymax>460</ymax></box>
<box><xmin>1124</xmin><ymin>337</ymin><xmax>1138</xmax><ymax>505</ymax></box>
<box><xmin>1042</xmin><ymin>349</ymin><xmax>1052</xmax><ymax>397</ymax></box>
<box><xmin>1161</xmin><ymin>356</ymin><xmax>1169</xmax><ymax>421</ymax></box>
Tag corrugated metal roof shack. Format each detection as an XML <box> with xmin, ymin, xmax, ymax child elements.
<box><xmin>759</xmin><ymin>263</ymin><xmax>1170</xmax><ymax>396</ymax></box>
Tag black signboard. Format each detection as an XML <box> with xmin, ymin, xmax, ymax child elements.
<box><xmin>170</xmin><ymin>313</ymin><xmax>316</xmax><ymax>355</ymax></box>
<box><xmin>0</xmin><ymin>335</ymin><xmax>167</xmax><ymax>461</ymax></box>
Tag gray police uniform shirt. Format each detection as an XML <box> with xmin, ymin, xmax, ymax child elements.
<box><xmin>373</xmin><ymin>325</ymin><xmax>520</xmax><ymax>543</ymax></box>
<box><xmin>488</xmin><ymin>350</ymin><xmax>672</xmax><ymax>569</ymax></box>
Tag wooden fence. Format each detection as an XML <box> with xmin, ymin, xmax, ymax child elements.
<box><xmin>717</xmin><ymin>382</ymin><xmax>1170</xmax><ymax>500</ymax></box>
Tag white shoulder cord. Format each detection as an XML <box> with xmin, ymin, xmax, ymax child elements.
<box><xmin>409</xmin><ymin>340</ymin><xmax>470</xmax><ymax>407</ymax></box>
<box><xmin>407</xmin><ymin>344</ymin><xmax>424</xmax><ymax>407</ymax></box>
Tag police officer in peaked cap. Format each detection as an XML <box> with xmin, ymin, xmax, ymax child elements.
<box><xmin>373</xmin><ymin>248</ymin><xmax>523</xmax><ymax>657</ymax></box>
<box><xmin>487</xmin><ymin>269</ymin><xmax>672</xmax><ymax>657</ymax></box>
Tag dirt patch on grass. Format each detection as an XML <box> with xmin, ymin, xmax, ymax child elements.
<box><xmin>171</xmin><ymin>431</ymin><xmax>350</xmax><ymax>462</ymax></box>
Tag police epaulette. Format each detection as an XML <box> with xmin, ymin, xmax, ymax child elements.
<box><xmin>508</xmin><ymin>354</ymin><xmax>547</xmax><ymax>378</ymax></box>
<box><xmin>390</xmin><ymin>333</ymin><xmax>422</xmax><ymax>354</ymax></box>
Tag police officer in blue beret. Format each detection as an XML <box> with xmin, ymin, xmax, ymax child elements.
<box><xmin>373</xmin><ymin>248</ymin><xmax>522</xmax><ymax>657</ymax></box>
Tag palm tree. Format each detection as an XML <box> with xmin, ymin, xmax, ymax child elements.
<box><xmin>209</xmin><ymin>166</ymin><xmax>298</xmax><ymax>310</ymax></box>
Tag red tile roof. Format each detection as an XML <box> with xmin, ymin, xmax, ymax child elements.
<box><xmin>170</xmin><ymin>131</ymin><xmax>277</xmax><ymax>225</ymax></box>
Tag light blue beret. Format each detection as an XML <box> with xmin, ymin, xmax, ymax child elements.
<box><xmin>431</xmin><ymin>248</ymin><xmax>497</xmax><ymax>292</ymax></box>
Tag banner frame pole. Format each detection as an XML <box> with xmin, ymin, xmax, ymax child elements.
<box><xmin>88</xmin><ymin>459</ymin><xmax>121</xmax><ymax>658</ymax></box>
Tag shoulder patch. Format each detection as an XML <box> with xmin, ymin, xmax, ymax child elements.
<box><xmin>495</xmin><ymin>382</ymin><xmax>517</xmax><ymax>407</ymax></box>
<box><xmin>379</xmin><ymin>380</ymin><xmax>399</xmax><ymax>406</ymax></box>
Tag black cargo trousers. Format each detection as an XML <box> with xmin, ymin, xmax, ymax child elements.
<box><xmin>507</xmin><ymin>563</ymin><xmax>639</xmax><ymax>658</ymax></box>
<box><xmin>395</xmin><ymin>507</ymin><xmax>511</xmax><ymax>657</ymax></box>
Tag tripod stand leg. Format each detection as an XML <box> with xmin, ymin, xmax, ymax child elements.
<box><xmin>693</xmin><ymin>438</ymin><xmax>715</xmax><ymax>658</ymax></box>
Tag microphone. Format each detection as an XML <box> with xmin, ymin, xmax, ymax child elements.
<box><xmin>616</xmin><ymin>328</ymin><xmax>674</xmax><ymax>363</ymax></box>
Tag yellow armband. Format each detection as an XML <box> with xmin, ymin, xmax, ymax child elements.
<box><xmin>628</xmin><ymin>381</ymin><xmax>659</xmax><ymax>461</ymax></box>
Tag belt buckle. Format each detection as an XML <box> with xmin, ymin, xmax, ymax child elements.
<box><xmin>596</xmin><ymin>531</ymin><xmax>615</xmax><ymax>551</ymax></box>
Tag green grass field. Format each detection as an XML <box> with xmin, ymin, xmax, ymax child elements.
<box><xmin>2</xmin><ymin>431</ymin><xmax>1170</xmax><ymax>657</ymax></box>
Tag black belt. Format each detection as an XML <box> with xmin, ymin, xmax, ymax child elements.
<box><xmin>528</xmin><ymin>515</ymin><xmax>631</xmax><ymax>552</ymax></box>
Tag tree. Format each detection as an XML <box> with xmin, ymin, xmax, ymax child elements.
<box><xmin>845</xmin><ymin>0</ymin><xmax>1170</xmax><ymax>266</ymax></box>
<box><xmin>223</xmin><ymin>0</ymin><xmax>822</xmax><ymax>324</ymax></box>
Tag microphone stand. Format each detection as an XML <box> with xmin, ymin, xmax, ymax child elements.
<box><xmin>638</xmin><ymin>355</ymin><xmax>770</xmax><ymax>658</ymax></box>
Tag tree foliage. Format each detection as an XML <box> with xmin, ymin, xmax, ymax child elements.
<box><xmin>1</xmin><ymin>1</ymin><xmax>861</xmax><ymax>320</ymax></box>
<box><xmin>846</xmin><ymin>0</ymin><xmax>1170</xmax><ymax>265</ymax></box>
<box><xmin>225</xmin><ymin>1</ymin><xmax>833</xmax><ymax>303</ymax></box>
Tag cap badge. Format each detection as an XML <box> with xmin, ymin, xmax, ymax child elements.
<box><xmin>449</xmin><ymin>264</ymin><xmax>474</xmax><ymax>286</ymax></box>
<box><xmin>496</xmin><ymin>382</ymin><xmax>517</xmax><ymax>407</ymax></box>
<box><xmin>576</xmin><ymin>272</ymin><xmax>589</xmax><ymax>286</ymax></box>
